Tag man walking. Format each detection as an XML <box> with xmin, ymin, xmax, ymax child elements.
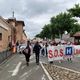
<box><xmin>33</xmin><ymin>41</ymin><xmax>41</xmax><ymax>65</ymax></box>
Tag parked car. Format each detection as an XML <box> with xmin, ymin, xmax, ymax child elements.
<box><xmin>19</xmin><ymin>44</ymin><xmax>27</xmax><ymax>54</ymax></box>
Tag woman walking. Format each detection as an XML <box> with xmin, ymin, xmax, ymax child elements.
<box><xmin>23</xmin><ymin>41</ymin><xmax>31</xmax><ymax>66</ymax></box>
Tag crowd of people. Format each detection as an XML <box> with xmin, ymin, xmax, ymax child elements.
<box><xmin>16</xmin><ymin>40</ymin><xmax>49</xmax><ymax>66</ymax></box>
<box><xmin>15</xmin><ymin>40</ymin><xmax>76</xmax><ymax>66</ymax></box>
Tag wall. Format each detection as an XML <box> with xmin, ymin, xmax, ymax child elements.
<box><xmin>0</xmin><ymin>18</ymin><xmax>11</xmax><ymax>52</ymax></box>
<box><xmin>16</xmin><ymin>23</ymin><xmax>23</xmax><ymax>43</ymax></box>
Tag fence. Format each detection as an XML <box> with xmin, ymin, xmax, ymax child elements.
<box><xmin>0</xmin><ymin>50</ymin><xmax>12</xmax><ymax>63</ymax></box>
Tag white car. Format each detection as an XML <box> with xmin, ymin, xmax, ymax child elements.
<box><xmin>19</xmin><ymin>44</ymin><xmax>27</xmax><ymax>54</ymax></box>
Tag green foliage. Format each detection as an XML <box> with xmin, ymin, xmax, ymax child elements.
<box><xmin>70</xmin><ymin>23</ymin><xmax>80</xmax><ymax>36</ymax></box>
<box><xmin>35</xmin><ymin>4</ymin><xmax>80</xmax><ymax>39</ymax></box>
<box><xmin>35</xmin><ymin>24</ymin><xmax>51</xmax><ymax>39</ymax></box>
<box><xmin>68</xmin><ymin>4</ymin><xmax>80</xmax><ymax>17</ymax></box>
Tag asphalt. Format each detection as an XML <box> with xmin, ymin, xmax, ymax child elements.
<box><xmin>1</xmin><ymin>53</ymin><xmax>80</xmax><ymax>80</ymax></box>
<box><xmin>0</xmin><ymin>53</ymin><xmax>49</xmax><ymax>80</ymax></box>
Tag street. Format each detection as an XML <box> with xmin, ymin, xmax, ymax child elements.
<box><xmin>0</xmin><ymin>53</ymin><xmax>49</xmax><ymax>80</ymax></box>
<box><xmin>1</xmin><ymin>53</ymin><xmax>80</xmax><ymax>80</ymax></box>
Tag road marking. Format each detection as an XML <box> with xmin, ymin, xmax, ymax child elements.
<box><xmin>20</xmin><ymin>72</ymin><xmax>28</xmax><ymax>78</ymax></box>
<box><xmin>21</xmin><ymin>65</ymin><xmax>26</xmax><ymax>69</ymax></box>
<box><xmin>12</xmin><ymin>62</ymin><xmax>22</xmax><ymax>76</ymax></box>
<box><xmin>20</xmin><ymin>66</ymin><xmax>36</xmax><ymax>79</ymax></box>
<box><xmin>40</xmin><ymin>62</ymin><xmax>53</xmax><ymax>80</ymax></box>
<box><xmin>20</xmin><ymin>69</ymin><xmax>32</xmax><ymax>79</ymax></box>
<box><xmin>42</xmin><ymin>74</ymin><xmax>46</xmax><ymax>80</ymax></box>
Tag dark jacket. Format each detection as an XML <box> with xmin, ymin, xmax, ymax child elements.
<box><xmin>33</xmin><ymin>43</ymin><xmax>41</xmax><ymax>54</ymax></box>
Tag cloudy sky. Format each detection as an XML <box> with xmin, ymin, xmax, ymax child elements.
<box><xmin>0</xmin><ymin>0</ymin><xmax>80</xmax><ymax>39</ymax></box>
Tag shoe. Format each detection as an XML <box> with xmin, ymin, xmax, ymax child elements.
<box><xmin>27</xmin><ymin>62</ymin><xmax>29</xmax><ymax>66</ymax></box>
<box><xmin>36</xmin><ymin>62</ymin><xmax>39</xmax><ymax>65</ymax></box>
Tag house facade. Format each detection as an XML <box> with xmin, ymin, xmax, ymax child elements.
<box><xmin>0</xmin><ymin>16</ymin><xmax>27</xmax><ymax>52</ymax></box>
<box><xmin>7</xmin><ymin>18</ymin><xmax>25</xmax><ymax>44</ymax></box>
<box><xmin>0</xmin><ymin>16</ymin><xmax>12</xmax><ymax>52</ymax></box>
<box><xmin>16</xmin><ymin>20</ymin><xmax>25</xmax><ymax>43</ymax></box>
<box><xmin>22</xmin><ymin>31</ymin><xmax>27</xmax><ymax>43</ymax></box>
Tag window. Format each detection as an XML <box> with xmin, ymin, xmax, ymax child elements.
<box><xmin>0</xmin><ymin>33</ymin><xmax>2</xmax><ymax>40</ymax></box>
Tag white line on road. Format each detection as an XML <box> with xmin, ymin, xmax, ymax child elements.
<box><xmin>21</xmin><ymin>65</ymin><xmax>26</xmax><ymax>70</ymax></box>
<box><xmin>12</xmin><ymin>62</ymin><xmax>22</xmax><ymax>76</ymax></box>
<box><xmin>20</xmin><ymin>72</ymin><xmax>28</xmax><ymax>78</ymax></box>
<box><xmin>20</xmin><ymin>66</ymin><xmax>36</xmax><ymax>79</ymax></box>
<box><xmin>40</xmin><ymin>62</ymin><xmax>53</xmax><ymax>80</ymax></box>
<box><xmin>20</xmin><ymin>69</ymin><xmax>32</xmax><ymax>79</ymax></box>
<box><xmin>42</xmin><ymin>74</ymin><xmax>46</xmax><ymax>80</ymax></box>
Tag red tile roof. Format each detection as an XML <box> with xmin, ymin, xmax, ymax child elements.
<box><xmin>73</xmin><ymin>32</ymin><xmax>80</xmax><ymax>37</ymax></box>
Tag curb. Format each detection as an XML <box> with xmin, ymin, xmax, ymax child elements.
<box><xmin>40</xmin><ymin>61</ymin><xmax>53</xmax><ymax>80</ymax></box>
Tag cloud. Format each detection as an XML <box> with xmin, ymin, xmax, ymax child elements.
<box><xmin>0</xmin><ymin>0</ymin><xmax>80</xmax><ymax>39</ymax></box>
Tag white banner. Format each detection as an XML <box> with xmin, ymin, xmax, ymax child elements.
<box><xmin>48</xmin><ymin>45</ymin><xmax>73</xmax><ymax>62</ymax></box>
<box><xmin>74</xmin><ymin>45</ymin><xmax>80</xmax><ymax>57</ymax></box>
<box><xmin>48</xmin><ymin>46</ymin><xmax>53</xmax><ymax>62</ymax></box>
<box><xmin>48</xmin><ymin>46</ymin><xmax>65</xmax><ymax>61</ymax></box>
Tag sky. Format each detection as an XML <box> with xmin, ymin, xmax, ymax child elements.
<box><xmin>0</xmin><ymin>0</ymin><xmax>80</xmax><ymax>39</ymax></box>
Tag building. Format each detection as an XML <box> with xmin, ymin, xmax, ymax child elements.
<box><xmin>16</xmin><ymin>20</ymin><xmax>25</xmax><ymax>43</ymax></box>
<box><xmin>0</xmin><ymin>16</ymin><xmax>27</xmax><ymax>52</ymax></box>
<box><xmin>73</xmin><ymin>31</ymin><xmax>80</xmax><ymax>44</ymax></box>
<box><xmin>0</xmin><ymin>16</ymin><xmax>12</xmax><ymax>51</ymax></box>
<box><xmin>22</xmin><ymin>31</ymin><xmax>27</xmax><ymax>43</ymax></box>
<box><xmin>7</xmin><ymin>18</ymin><xmax>25</xmax><ymax>44</ymax></box>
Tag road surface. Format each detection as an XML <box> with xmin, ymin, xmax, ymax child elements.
<box><xmin>0</xmin><ymin>53</ymin><xmax>49</xmax><ymax>80</ymax></box>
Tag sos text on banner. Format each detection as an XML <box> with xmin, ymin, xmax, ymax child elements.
<box><xmin>48</xmin><ymin>45</ymin><xmax>73</xmax><ymax>62</ymax></box>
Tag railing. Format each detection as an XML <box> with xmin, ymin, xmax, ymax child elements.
<box><xmin>0</xmin><ymin>50</ymin><xmax>12</xmax><ymax>64</ymax></box>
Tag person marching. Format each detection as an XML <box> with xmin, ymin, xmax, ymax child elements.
<box><xmin>33</xmin><ymin>41</ymin><xmax>41</xmax><ymax>65</ymax></box>
<box><xmin>22</xmin><ymin>41</ymin><xmax>31</xmax><ymax>66</ymax></box>
<box><xmin>45</xmin><ymin>42</ymin><xmax>48</xmax><ymax>57</ymax></box>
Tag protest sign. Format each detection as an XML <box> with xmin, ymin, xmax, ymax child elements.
<box><xmin>48</xmin><ymin>46</ymin><xmax>64</xmax><ymax>61</ymax></box>
<box><xmin>74</xmin><ymin>45</ymin><xmax>80</xmax><ymax>57</ymax></box>
<box><xmin>48</xmin><ymin>45</ymin><xmax>73</xmax><ymax>62</ymax></box>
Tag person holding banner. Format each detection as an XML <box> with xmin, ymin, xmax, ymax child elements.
<box><xmin>45</xmin><ymin>42</ymin><xmax>48</xmax><ymax>57</ymax></box>
<box><xmin>41</xmin><ymin>43</ymin><xmax>45</xmax><ymax>56</ymax></box>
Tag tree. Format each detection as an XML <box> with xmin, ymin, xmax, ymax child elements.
<box><xmin>68</xmin><ymin>4</ymin><xmax>80</xmax><ymax>35</ymax></box>
<box><xmin>68</xmin><ymin>4</ymin><xmax>80</xmax><ymax>17</ymax></box>
<box><xmin>70</xmin><ymin>23</ymin><xmax>80</xmax><ymax>36</ymax></box>
<box><xmin>50</xmin><ymin>12</ymin><xmax>77</xmax><ymax>38</ymax></box>
<box><xmin>35</xmin><ymin>4</ymin><xmax>80</xmax><ymax>39</ymax></box>
<box><xmin>35</xmin><ymin>24</ymin><xmax>51</xmax><ymax>39</ymax></box>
